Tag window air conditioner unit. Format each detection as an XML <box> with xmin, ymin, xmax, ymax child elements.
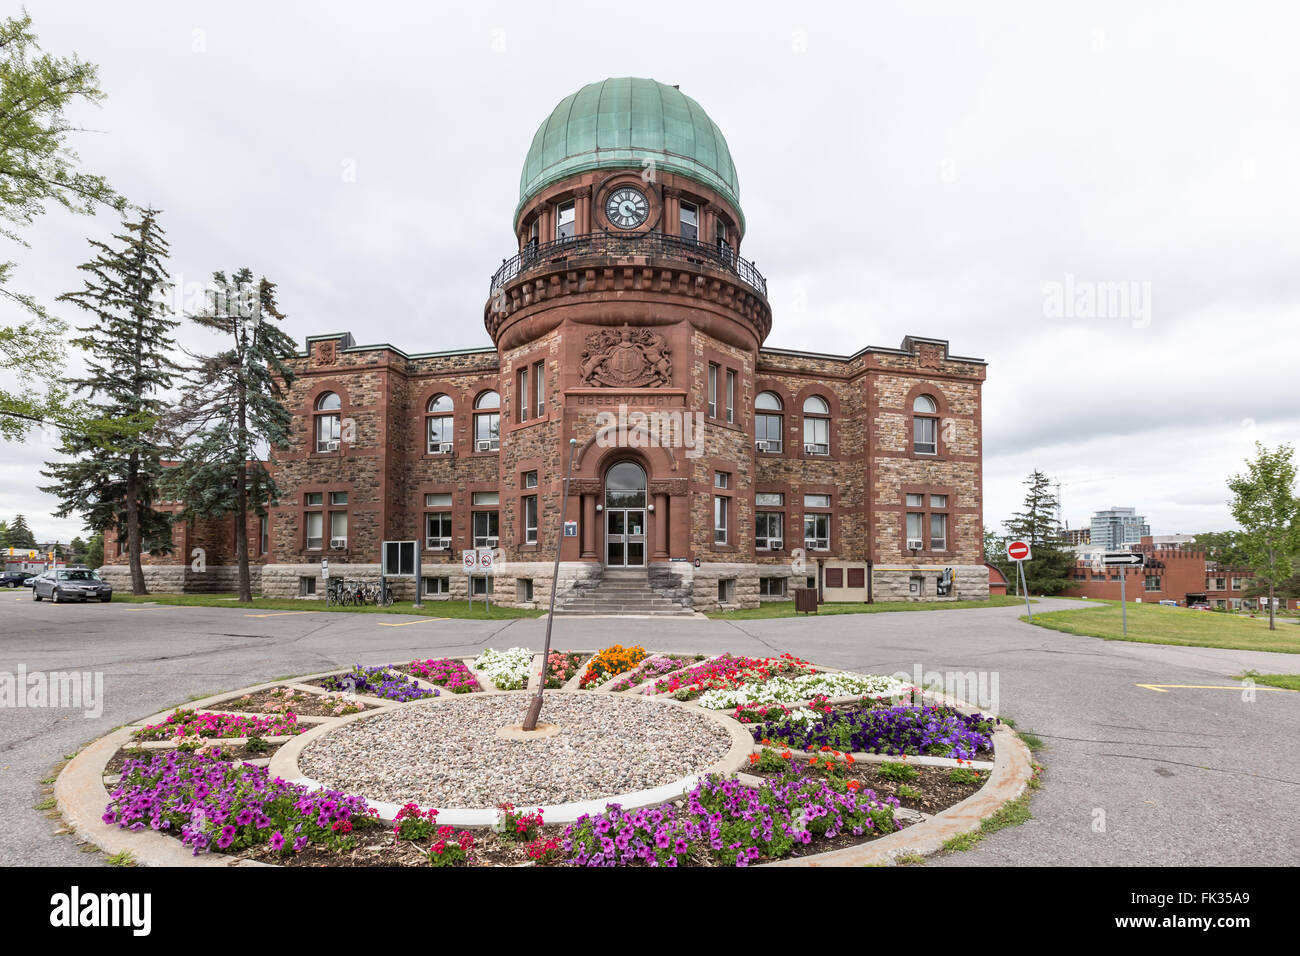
<box><xmin>906</xmin><ymin>539</ymin><xmax>924</xmax><ymax>550</ymax></box>
<box><xmin>432</xmin><ymin>441</ymin><xmax>453</xmax><ymax>454</ymax></box>
<box><xmin>804</xmin><ymin>443</ymin><xmax>821</xmax><ymax>454</ymax></box>
<box><xmin>330</xmin><ymin>538</ymin><xmax>347</xmax><ymax>549</ymax></box>
<box><xmin>477</xmin><ymin>440</ymin><xmax>494</xmax><ymax>452</ymax></box>
<box><xmin>755</xmin><ymin>441</ymin><xmax>768</xmax><ymax>452</ymax></box>
<box><xmin>770</xmin><ymin>540</ymin><xmax>783</xmax><ymax>552</ymax></box>
<box><xmin>435</xmin><ymin>537</ymin><xmax>450</xmax><ymax>550</ymax></box>
<box><xmin>486</xmin><ymin>537</ymin><xmax>499</xmax><ymax>548</ymax></box>
<box><xmin>323</xmin><ymin>440</ymin><xmax>340</xmax><ymax>452</ymax></box>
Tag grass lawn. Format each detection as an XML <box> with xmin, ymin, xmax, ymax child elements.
<box><xmin>707</xmin><ymin>594</ymin><xmax>1029</xmax><ymax>620</ymax></box>
<box><xmin>110</xmin><ymin>592</ymin><xmax>543</xmax><ymax>619</ymax></box>
<box><xmin>1024</xmin><ymin>600</ymin><xmax>1300</xmax><ymax>654</ymax></box>
<box><xmin>1234</xmin><ymin>670</ymin><xmax>1300</xmax><ymax>691</ymax></box>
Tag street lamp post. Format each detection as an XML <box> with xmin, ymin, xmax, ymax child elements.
<box><xmin>522</xmin><ymin>437</ymin><xmax>578</xmax><ymax>731</ymax></box>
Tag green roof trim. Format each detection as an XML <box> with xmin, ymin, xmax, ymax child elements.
<box><xmin>517</xmin><ymin>78</ymin><xmax>742</xmax><ymax>228</ymax></box>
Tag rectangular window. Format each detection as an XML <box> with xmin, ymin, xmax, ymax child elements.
<box><xmin>534</xmin><ymin>360</ymin><xmax>545</xmax><ymax>418</ymax></box>
<box><xmin>472</xmin><ymin>575</ymin><xmax>494</xmax><ymax>597</ymax></box>
<box><xmin>803</xmin><ymin>417</ymin><xmax>829</xmax><ymax>455</ymax></box>
<box><xmin>329</xmin><ymin>511</ymin><xmax>347</xmax><ymax>548</ymax></box>
<box><xmin>425</xmin><ymin>492</ymin><xmax>453</xmax><ymax>508</ymax></box>
<box><xmin>316</xmin><ymin>414</ymin><xmax>341</xmax><ymax>453</ymax></box>
<box><xmin>714</xmin><ymin>471</ymin><xmax>729</xmax><ymax>489</ymax></box>
<box><xmin>423</xmin><ymin>576</ymin><xmax>450</xmax><ymax>595</ymax></box>
<box><xmin>473</xmin><ymin>511</ymin><xmax>499</xmax><ymax>548</ymax></box>
<box><xmin>707</xmin><ymin>363</ymin><xmax>718</xmax><ymax>418</ymax></box>
<box><xmin>427</xmin><ymin>415</ymin><xmax>454</xmax><ymax>453</ymax></box>
<box><xmin>517</xmin><ymin>578</ymin><xmax>534</xmax><ymax>603</ymax></box>
<box><xmin>755</xmin><ymin>413</ymin><xmax>782</xmax><ymax>452</ymax></box>
<box><xmin>725</xmin><ymin>369</ymin><xmax>735</xmax><ymax>423</ymax></box>
<box><xmin>524</xmin><ymin>495</ymin><xmax>538</xmax><ymax>544</ymax></box>
<box><xmin>330</xmin><ymin>491</ymin><xmax>348</xmax><ymax>505</ymax></box>
<box><xmin>906</xmin><ymin>512</ymin><xmax>924</xmax><ymax>550</ymax></box>
<box><xmin>517</xmin><ymin>366</ymin><xmax>529</xmax><ymax>422</ymax></box>
<box><xmin>556</xmin><ymin>200</ymin><xmax>575</xmax><ymax>240</ymax></box>
<box><xmin>929</xmin><ymin>513</ymin><xmax>947</xmax><ymax>551</ymax></box>
<box><xmin>305</xmin><ymin>511</ymin><xmax>323</xmax><ymax>550</ymax></box>
<box><xmin>906</xmin><ymin>493</ymin><xmax>924</xmax><ymax>507</ymax></box>
<box><xmin>305</xmin><ymin>492</ymin><xmax>323</xmax><ymax>507</ymax></box>
<box><xmin>929</xmin><ymin>494</ymin><xmax>948</xmax><ymax>508</ymax></box>
<box><xmin>680</xmin><ymin>201</ymin><xmax>698</xmax><ymax>240</ymax></box>
<box><xmin>717</xmin><ymin>578</ymin><xmax>735</xmax><ymax>603</ymax></box>
<box><xmin>475</xmin><ymin>413</ymin><xmax>500</xmax><ymax>451</ymax></box>
<box><xmin>523</xmin><ymin>470</ymin><xmax>538</xmax><ymax>489</ymax></box>
<box><xmin>299</xmin><ymin>576</ymin><xmax>317</xmax><ymax>596</ymax></box>
<box><xmin>804</xmin><ymin>494</ymin><xmax>831</xmax><ymax>508</ymax></box>
<box><xmin>756</xmin><ymin>511</ymin><xmax>784</xmax><ymax>550</ymax></box>
<box><xmin>759</xmin><ymin>577</ymin><xmax>786</xmax><ymax>596</ymax></box>
<box><xmin>755</xmin><ymin>492</ymin><xmax>784</xmax><ymax>507</ymax></box>
<box><xmin>1145</xmin><ymin>575</ymin><xmax>1162</xmax><ymax>591</ymax></box>
<box><xmin>425</xmin><ymin>512</ymin><xmax>452</xmax><ymax>550</ymax></box>
<box><xmin>714</xmin><ymin>496</ymin><xmax>728</xmax><ymax>545</ymax></box>
<box><xmin>259</xmin><ymin>517</ymin><xmax>268</xmax><ymax>555</ymax></box>
<box><xmin>1230</xmin><ymin>577</ymin><xmax>1243</xmax><ymax>590</ymax></box>
<box><xmin>472</xmin><ymin>491</ymin><xmax>499</xmax><ymax>506</ymax></box>
<box><xmin>914</xmin><ymin>417</ymin><xmax>937</xmax><ymax>455</ymax></box>
<box><xmin>804</xmin><ymin>513</ymin><xmax>830</xmax><ymax>550</ymax></box>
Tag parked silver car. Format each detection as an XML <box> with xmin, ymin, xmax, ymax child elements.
<box><xmin>31</xmin><ymin>568</ymin><xmax>113</xmax><ymax>603</ymax></box>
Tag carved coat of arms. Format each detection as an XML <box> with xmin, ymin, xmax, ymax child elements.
<box><xmin>579</xmin><ymin>326</ymin><xmax>672</xmax><ymax>388</ymax></box>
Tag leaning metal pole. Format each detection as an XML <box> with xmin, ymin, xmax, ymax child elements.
<box><xmin>523</xmin><ymin>437</ymin><xmax>578</xmax><ymax>731</ymax></box>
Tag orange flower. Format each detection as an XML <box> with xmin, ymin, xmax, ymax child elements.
<box><xmin>846</xmin><ymin>780</ymin><xmax>861</xmax><ymax>791</ymax></box>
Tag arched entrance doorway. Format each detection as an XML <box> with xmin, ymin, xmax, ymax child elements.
<box><xmin>604</xmin><ymin>461</ymin><xmax>647</xmax><ymax>567</ymax></box>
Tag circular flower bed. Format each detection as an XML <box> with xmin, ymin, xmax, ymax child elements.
<box><xmin>75</xmin><ymin>647</ymin><xmax>1024</xmax><ymax>868</ymax></box>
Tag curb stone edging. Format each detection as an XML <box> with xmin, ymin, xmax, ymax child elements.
<box><xmin>54</xmin><ymin>662</ymin><xmax>1036</xmax><ymax>868</ymax></box>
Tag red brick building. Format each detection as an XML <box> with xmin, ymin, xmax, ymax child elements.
<box><xmin>103</xmin><ymin>78</ymin><xmax>989</xmax><ymax>611</ymax></box>
<box><xmin>1061</xmin><ymin>535</ymin><xmax>1296</xmax><ymax>611</ymax></box>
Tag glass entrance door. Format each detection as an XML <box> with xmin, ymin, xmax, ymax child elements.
<box><xmin>604</xmin><ymin>461</ymin><xmax>647</xmax><ymax>567</ymax></box>
<box><xmin>605</xmin><ymin>509</ymin><xmax>646</xmax><ymax>566</ymax></box>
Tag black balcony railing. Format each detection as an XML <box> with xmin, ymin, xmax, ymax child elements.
<box><xmin>489</xmin><ymin>232</ymin><xmax>767</xmax><ymax>298</ymax></box>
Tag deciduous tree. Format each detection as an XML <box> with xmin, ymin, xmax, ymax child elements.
<box><xmin>1228</xmin><ymin>443</ymin><xmax>1300</xmax><ymax>631</ymax></box>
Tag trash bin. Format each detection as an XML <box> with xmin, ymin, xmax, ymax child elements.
<box><xmin>794</xmin><ymin>588</ymin><xmax>818</xmax><ymax>614</ymax></box>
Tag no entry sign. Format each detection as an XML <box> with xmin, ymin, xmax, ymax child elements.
<box><xmin>1008</xmin><ymin>540</ymin><xmax>1032</xmax><ymax>562</ymax></box>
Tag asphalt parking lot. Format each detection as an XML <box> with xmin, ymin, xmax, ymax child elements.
<box><xmin>2</xmin><ymin>594</ymin><xmax>1297</xmax><ymax>866</ymax></box>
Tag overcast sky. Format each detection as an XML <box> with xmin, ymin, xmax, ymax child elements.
<box><xmin>5</xmin><ymin>0</ymin><xmax>1298</xmax><ymax>544</ymax></box>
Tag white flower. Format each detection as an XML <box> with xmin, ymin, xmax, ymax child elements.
<box><xmin>474</xmin><ymin>647</ymin><xmax>534</xmax><ymax>690</ymax></box>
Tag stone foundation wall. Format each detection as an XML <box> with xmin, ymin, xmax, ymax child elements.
<box><xmin>872</xmin><ymin>565</ymin><xmax>989</xmax><ymax>602</ymax></box>
<box><xmin>687</xmin><ymin>562</ymin><xmax>761</xmax><ymax>613</ymax></box>
<box><xmin>97</xmin><ymin>565</ymin><xmax>262</xmax><ymax>594</ymax></box>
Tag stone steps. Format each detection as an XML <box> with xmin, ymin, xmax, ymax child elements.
<box><xmin>555</xmin><ymin>569</ymin><xmax>693</xmax><ymax>616</ymax></box>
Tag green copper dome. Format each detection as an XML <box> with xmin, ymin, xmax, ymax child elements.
<box><xmin>517</xmin><ymin>78</ymin><xmax>741</xmax><ymax>226</ymax></box>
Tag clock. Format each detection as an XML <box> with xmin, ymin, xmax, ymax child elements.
<box><xmin>604</xmin><ymin>187</ymin><xmax>649</xmax><ymax>229</ymax></box>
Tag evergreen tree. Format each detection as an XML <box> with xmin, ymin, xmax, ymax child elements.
<box><xmin>1002</xmin><ymin>471</ymin><xmax>1076</xmax><ymax>595</ymax></box>
<box><xmin>0</xmin><ymin>519</ymin><xmax>8</xmax><ymax>548</ymax></box>
<box><xmin>70</xmin><ymin>535</ymin><xmax>86</xmax><ymax>560</ymax></box>
<box><xmin>0</xmin><ymin>12</ymin><xmax>126</xmax><ymax>438</ymax></box>
<box><xmin>84</xmin><ymin>531</ymin><xmax>104</xmax><ymax>570</ymax></box>
<box><xmin>8</xmin><ymin>514</ymin><xmax>37</xmax><ymax>549</ymax></box>
<box><xmin>39</xmin><ymin>209</ymin><xmax>181</xmax><ymax>594</ymax></box>
<box><xmin>167</xmin><ymin>269</ymin><xmax>296</xmax><ymax>602</ymax></box>
<box><xmin>1228</xmin><ymin>443</ymin><xmax>1300</xmax><ymax>631</ymax></box>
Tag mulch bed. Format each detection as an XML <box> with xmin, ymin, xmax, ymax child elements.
<box><xmin>232</xmin><ymin>822</ymin><xmax>564</xmax><ymax>867</ymax></box>
<box><xmin>225</xmin><ymin>687</ymin><xmax>373</xmax><ymax>717</ymax></box>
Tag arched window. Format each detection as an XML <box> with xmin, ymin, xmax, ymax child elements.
<box><xmin>755</xmin><ymin>391</ymin><xmax>784</xmax><ymax>453</ymax></box>
<box><xmin>426</xmin><ymin>393</ymin><xmax>454</xmax><ymax>454</ymax></box>
<box><xmin>314</xmin><ymin>392</ymin><xmax>341</xmax><ymax>452</ymax></box>
<box><xmin>803</xmin><ymin>395</ymin><xmax>830</xmax><ymax>455</ymax></box>
<box><xmin>474</xmin><ymin>390</ymin><xmax>500</xmax><ymax>452</ymax></box>
<box><xmin>913</xmin><ymin>394</ymin><xmax>938</xmax><ymax>455</ymax></box>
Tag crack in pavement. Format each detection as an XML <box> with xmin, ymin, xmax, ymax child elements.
<box><xmin>1094</xmin><ymin>753</ymin><xmax>1300</xmax><ymax>787</ymax></box>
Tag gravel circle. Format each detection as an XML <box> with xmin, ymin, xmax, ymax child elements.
<box><xmin>298</xmin><ymin>693</ymin><xmax>735</xmax><ymax>808</ymax></box>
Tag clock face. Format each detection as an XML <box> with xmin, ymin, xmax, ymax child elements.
<box><xmin>605</xmin><ymin>187</ymin><xmax>649</xmax><ymax>229</ymax></box>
